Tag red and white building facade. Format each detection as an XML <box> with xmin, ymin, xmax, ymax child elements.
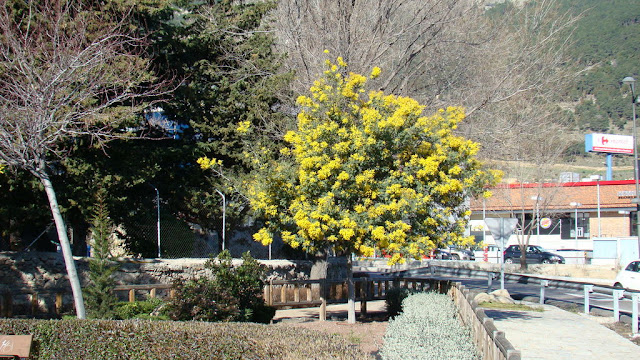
<box><xmin>469</xmin><ymin>179</ymin><xmax>640</xmax><ymax>251</ymax></box>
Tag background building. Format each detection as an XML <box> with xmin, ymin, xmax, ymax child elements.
<box><xmin>469</xmin><ymin>179</ymin><xmax>640</xmax><ymax>264</ymax></box>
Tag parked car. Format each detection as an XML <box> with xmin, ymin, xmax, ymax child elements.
<box><xmin>613</xmin><ymin>260</ymin><xmax>640</xmax><ymax>291</ymax></box>
<box><xmin>432</xmin><ymin>249</ymin><xmax>451</xmax><ymax>260</ymax></box>
<box><xmin>446</xmin><ymin>248</ymin><xmax>475</xmax><ymax>261</ymax></box>
<box><xmin>503</xmin><ymin>245</ymin><xmax>565</xmax><ymax>264</ymax></box>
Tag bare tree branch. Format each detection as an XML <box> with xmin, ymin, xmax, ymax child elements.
<box><xmin>0</xmin><ymin>0</ymin><xmax>167</xmax><ymax>319</ymax></box>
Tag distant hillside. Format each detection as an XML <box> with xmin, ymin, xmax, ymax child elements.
<box><xmin>559</xmin><ymin>0</ymin><xmax>640</xmax><ymax>133</ymax></box>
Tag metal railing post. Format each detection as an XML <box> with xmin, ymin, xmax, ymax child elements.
<box><xmin>540</xmin><ymin>280</ymin><xmax>549</xmax><ymax>304</ymax></box>
<box><xmin>612</xmin><ymin>289</ymin><xmax>624</xmax><ymax>321</ymax></box>
<box><xmin>487</xmin><ymin>272</ymin><xmax>493</xmax><ymax>293</ymax></box>
<box><xmin>584</xmin><ymin>285</ymin><xmax>594</xmax><ymax>314</ymax></box>
<box><xmin>632</xmin><ymin>293</ymin><xmax>639</xmax><ymax>336</ymax></box>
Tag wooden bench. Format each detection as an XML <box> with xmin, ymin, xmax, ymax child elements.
<box><xmin>0</xmin><ymin>335</ymin><xmax>32</xmax><ymax>359</ymax></box>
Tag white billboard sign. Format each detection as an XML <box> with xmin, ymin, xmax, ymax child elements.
<box><xmin>585</xmin><ymin>133</ymin><xmax>633</xmax><ymax>154</ymax></box>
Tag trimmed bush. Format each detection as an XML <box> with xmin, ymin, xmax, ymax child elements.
<box><xmin>0</xmin><ymin>319</ymin><xmax>368</xmax><ymax>359</ymax></box>
<box><xmin>113</xmin><ymin>298</ymin><xmax>168</xmax><ymax>320</ymax></box>
<box><xmin>166</xmin><ymin>250</ymin><xmax>276</xmax><ymax>323</ymax></box>
<box><xmin>381</xmin><ymin>292</ymin><xmax>480</xmax><ymax>360</ymax></box>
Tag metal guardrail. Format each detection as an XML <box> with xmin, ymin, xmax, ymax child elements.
<box><xmin>399</xmin><ymin>264</ymin><xmax>640</xmax><ymax>336</ymax></box>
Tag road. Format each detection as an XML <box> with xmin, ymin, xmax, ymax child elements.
<box><xmin>430</xmin><ymin>274</ymin><xmax>637</xmax><ymax>316</ymax></box>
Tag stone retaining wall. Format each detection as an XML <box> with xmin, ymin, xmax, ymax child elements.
<box><xmin>0</xmin><ymin>251</ymin><xmax>313</xmax><ymax>294</ymax></box>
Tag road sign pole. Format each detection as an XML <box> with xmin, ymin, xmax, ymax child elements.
<box><xmin>485</xmin><ymin>218</ymin><xmax>519</xmax><ymax>291</ymax></box>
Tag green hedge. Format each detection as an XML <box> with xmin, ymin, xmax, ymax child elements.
<box><xmin>381</xmin><ymin>292</ymin><xmax>480</xmax><ymax>360</ymax></box>
<box><xmin>0</xmin><ymin>319</ymin><xmax>368</xmax><ymax>359</ymax></box>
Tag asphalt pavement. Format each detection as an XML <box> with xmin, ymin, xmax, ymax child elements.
<box><xmin>273</xmin><ymin>300</ymin><xmax>640</xmax><ymax>359</ymax></box>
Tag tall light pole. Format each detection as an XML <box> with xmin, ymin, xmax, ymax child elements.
<box><xmin>623</xmin><ymin>76</ymin><xmax>640</xmax><ymax>255</ymax></box>
<box><xmin>570</xmin><ymin>202</ymin><xmax>581</xmax><ymax>249</ymax></box>
<box><xmin>150</xmin><ymin>184</ymin><xmax>161</xmax><ymax>258</ymax></box>
<box><xmin>531</xmin><ymin>195</ymin><xmax>542</xmax><ymax>244</ymax></box>
<box><xmin>591</xmin><ymin>174</ymin><xmax>601</xmax><ymax>237</ymax></box>
<box><xmin>215</xmin><ymin>189</ymin><xmax>226</xmax><ymax>251</ymax></box>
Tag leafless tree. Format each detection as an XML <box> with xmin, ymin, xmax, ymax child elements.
<box><xmin>271</xmin><ymin>0</ymin><xmax>580</xmax><ymax>163</ymax></box>
<box><xmin>0</xmin><ymin>0</ymin><xmax>165</xmax><ymax>318</ymax></box>
<box><xmin>271</xmin><ymin>0</ymin><xmax>484</xmax><ymax>102</ymax></box>
<box><xmin>458</xmin><ymin>0</ymin><xmax>581</xmax><ymax>162</ymax></box>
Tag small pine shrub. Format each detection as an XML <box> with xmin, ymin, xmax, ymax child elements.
<box><xmin>83</xmin><ymin>189</ymin><xmax>119</xmax><ymax>319</ymax></box>
<box><xmin>381</xmin><ymin>292</ymin><xmax>480</xmax><ymax>360</ymax></box>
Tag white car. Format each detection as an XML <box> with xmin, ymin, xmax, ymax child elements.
<box><xmin>613</xmin><ymin>260</ymin><xmax>640</xmax><ymax>291</ymax></box>
<box><xmin>445</xmin><ymin>248</ymin><xmax>475</xmax><ymax>261</ymax></box>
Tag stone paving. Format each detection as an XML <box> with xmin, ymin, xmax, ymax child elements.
<box><xmin>483</xmin><ymin>304</ymin><xmax>640</xmax><ymax>359</ymax></box>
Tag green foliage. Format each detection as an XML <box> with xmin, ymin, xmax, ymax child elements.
<box><xmin>0</xmin><ymin>0</ymin><xmax>292</xmax><ymax>256</ymax></box>
<box><xmin>385</xmin><ymin>287</ymin><xmax>418</xmax><ymax>319</ymax></box>
<box><xmin>114</xmin><ymin>298</ymin><xmax>168</xmax><ymax>320</ymax></box>
<box><xmin>83</xmin><ymin>189</ymin><xmax>119</xmax><ymax>319</ymax></box>
<box><xmin>381</xmin><ymin>292</ymin><xmax>480</xmax><ymax>360</ymax></box>
<box><xmin>149</xmin><ymin>0</ymin><xmax>294</xmax><ymax>233</ymax></box>
<box><xmin>0</xmin><ymin>318</ymin><xmax>367</xmax><ymax>359</ymax></box>
<box><xmin>166</xmin><ymin>250</ymin><xmax>275</xmax><ymax>323</ymax></box>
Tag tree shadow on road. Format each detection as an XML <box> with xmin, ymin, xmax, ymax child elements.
<box><xmin>482</xmin><ymin>309</ymin><xmax>542</xmax><ymax>321</ymax></box>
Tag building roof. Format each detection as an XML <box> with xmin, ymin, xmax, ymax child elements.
<box><xmin>470</xmin><ymin>179</ymin><xmax>639</xmax><ymax>213</ymax></box>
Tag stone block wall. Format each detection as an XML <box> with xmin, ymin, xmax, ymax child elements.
<box><xmin>0</xmin><ymin>252</ymin><xmax>313</xmax><ymax>294</ymax></box>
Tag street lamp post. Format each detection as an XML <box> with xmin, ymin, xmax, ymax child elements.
<box><xmin>150</xmin><ymin>184</ymin><xmax>161</xmax><ymax>258</ymax></box>
<box><xmin>531</xmin><ymin>196</ymin><xmax>542</xmax><ymax>244</ymax></box>
<box><xmin>570</xmin><ymin>202</ymin><xmax>582</xmax><ymax>249</ymax></box>
<box><xmin>591</xmin><ymin>175</ymin><xmax>602</xmax><ymax>237</ymax></box>
<box><xmin>215</xmin><ymin>189</ymin><xmax>226</xmax><ymax>251</ymax></box>
<box><xmin>623</xmin><ymin>76</ymin><xmax>640</xmax><ymax>255</ymax></box>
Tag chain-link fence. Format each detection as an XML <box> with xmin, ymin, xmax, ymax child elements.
<box><xmin>8</xmin><ymin>193</ymin><xmax>306</xmax><ymax>260</ymax></box>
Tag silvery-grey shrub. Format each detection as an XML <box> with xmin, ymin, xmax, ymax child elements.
<box><xmin>381</xmin><ymin>292</ymin><xmax>480</xmax><ymax>360</ymax></box>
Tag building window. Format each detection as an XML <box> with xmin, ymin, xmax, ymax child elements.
<box><xmin>560</xmin><ymin>213</ymin><xmax>590</xmax><ymax>239</ymax></box>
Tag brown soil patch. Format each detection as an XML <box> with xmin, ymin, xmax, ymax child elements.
<box><xmin>276</xmin><ymin>313</ymin><xmax>388</xmax><ymax>359</ymax></box>
<box><xmin>604</xmin><ymin>321</ymin><xmax>640</xmax><ymax>346</ymax></box>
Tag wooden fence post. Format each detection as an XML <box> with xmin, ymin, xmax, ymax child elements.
<box><xmin>55</xmin><ymin>293</ymin><xmax>63</xmax><ymax>316</ymax></box>
<box><xmin>280</xmin><ymin>284</ymin><xmax>287</xmax><ymax>304</ymax></box>
<box><xmin>294</xmin><ymin>284</ymin><xmax>300</xmax><ymax>303</ymax></box>
<box><xmin>360</xmin><ymin>281</ymin><xmax>368</xmax><ymax>316</ymax></box>
<box><xmin>263</xmin><ymin>281</ymin><xmax>272</xmax><ymax>307</ymax></box>
<box><xmin>319</xmin><ymin>280</ymin><xmax>327</xmax><ymax>322</ymax></box>
<box><xmin>30</xmin><ymin>293</ymin><xmax>38</xmax><ymax>315</ymax></box>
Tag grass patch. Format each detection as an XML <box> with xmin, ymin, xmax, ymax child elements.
<box><xmin>557</xmin><ymin>303</ymin><xmax>582</xmax><ymax>314</ymax></box>
<box><xmin>478</xmin><ymin>302</ymin><xmax>544</xmax><ymax>312</ymax></box>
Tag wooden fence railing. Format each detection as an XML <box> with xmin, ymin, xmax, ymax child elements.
<box><xmin>1</xmin><ymin>277</ymin><xmax>441</xmax><ymax>318</ymax></box>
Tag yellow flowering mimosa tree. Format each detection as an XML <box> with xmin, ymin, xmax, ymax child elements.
<box><xmin>249</xmin><ymin>57</ymin><xmax>498</xmax><ymax>322</ymax></box>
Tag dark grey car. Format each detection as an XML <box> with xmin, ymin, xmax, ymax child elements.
<box><xmin>503</xmin><ymin>245</ymin><xmax>565</xmax><ymax>264</ymax></box>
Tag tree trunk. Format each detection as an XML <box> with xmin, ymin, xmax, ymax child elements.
<box><xmin>346</xmin><ymin>256</ymin><xmax>356</xmax><ymax>324</ymax></box>
<box><xmin>519</xmin><ymin>243</ymin><xmax>528</xmax><ymax>271</ymax></box>
<box><xmin>40</xmin><ymin>174</ymin><xmax>86</xmax><ymax>319</ymax></box>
